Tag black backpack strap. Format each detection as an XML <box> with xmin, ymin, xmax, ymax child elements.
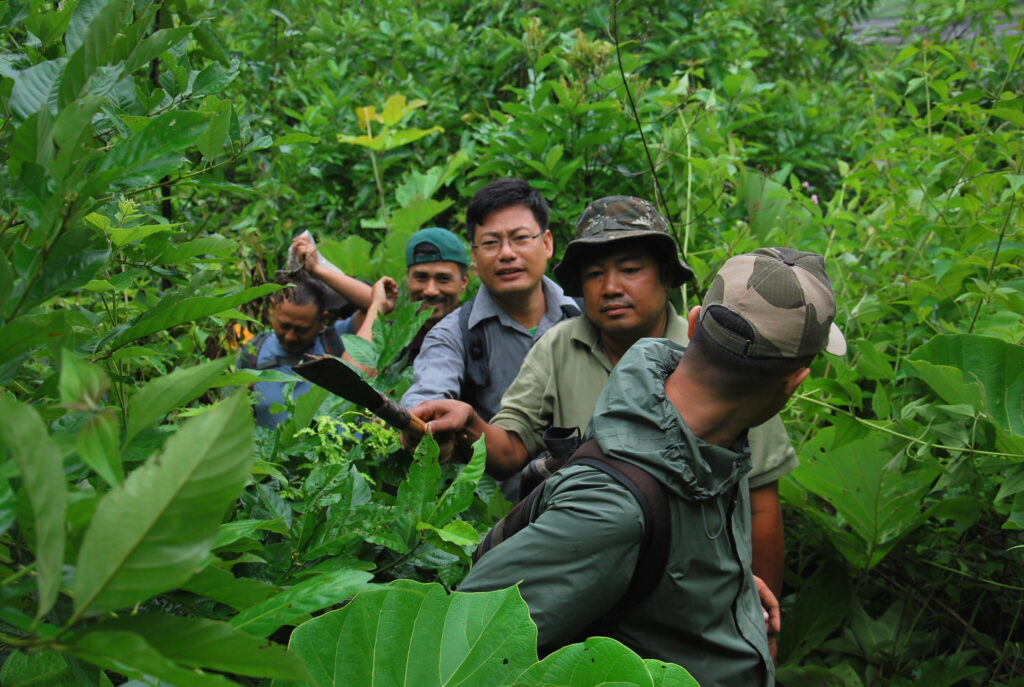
<box><xmin>473</xmin><ymin>481</ymin><xmax>545</xmax><ymax>563</ymax></box>
<box><xmin>568</xmin><ymin>440</ymin><xmax>671</xmax><ymax>638</ymax></box>
<box><xmin>319</xmin><ymin>321</ymin><xmax>345</xmax><ymax>357</ymax></box>
<box><xmin>458</xmin><ymin>296</ymin><xmax>489</xmax><ymax>411</ymax></box>
<box><xmin>473</xmin><ymin>437</ymin><xmax>670</xmax><ymax>637</ymax></box>
<box><xmin>561</xmin><ymin>299</ymin><xmax>583</xmax><ymax>318</ymax></box>
<box><xmin>238</xmin><ymin>330</ymin><xmax>272</xmax><ymax>370</ymax></box>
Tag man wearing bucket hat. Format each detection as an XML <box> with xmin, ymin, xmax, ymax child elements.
<box><xmin>409</xmin><ymin>197</ymin><xmax>800</xmax><ymax>597</ymax></box>
<box><xmin>458</xmin><ymin>246</ymin><xmax>846</xmax><ymax>685</ymax></box>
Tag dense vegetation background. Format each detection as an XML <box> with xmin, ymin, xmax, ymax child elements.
<box><xmin>1</xmin><ymin>0</ymin><xmax>1021</xmax><ymax>685</ymax></box>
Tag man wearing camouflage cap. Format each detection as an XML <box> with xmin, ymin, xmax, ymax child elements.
<box><xmin>411</xmin><ymin>196</ymin><xmax>800</xmax><ymax>596</ymax></box>
<box><xmin>458</xmin><ymin>246</ymin><xmax>846</xmax><ymax>685</ymax></box>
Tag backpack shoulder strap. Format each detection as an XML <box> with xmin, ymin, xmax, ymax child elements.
<box><xmin>473</xmin><ymin>437</ymin><xmax>671</xmax><ymax>632</ymax></box>
<box><xmin>569</xmin><ymin>440</ymin><xmax>671</xmax><ymax>635</ymax></box>
<box><xmin>319</xmin><ymin>321</ymin><xmax>345</xmax><ymax>357</ymax></box>
<box><xmin>472</xmin><ymin>480</ymin><xmax>545</xmax><ymax>563</ymax></box>
<box><xmin>238</xmin><ymin>330</ymin><xmax>272</xmax><ymax>370</ymax></box>
<box><xmin>458</xmin><ymin>296</ymin><xmax>489</xmax><ymax>410</ymax></box>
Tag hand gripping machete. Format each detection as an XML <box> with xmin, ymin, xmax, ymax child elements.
<box><xmin>292</xmin><ymin>355</ymin><xmax>428</xmax><ymax>434</ymax></box>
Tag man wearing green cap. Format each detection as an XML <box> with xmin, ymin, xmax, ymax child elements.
<box><xmin>458</xmin><ymin>246</ymin><xmax>846</xmax><ymax>685</ymax></box>
<box><xmin>295</xmin><ymin>227</ymin><xmax>469</xmax><ymax>368</ymax></box>
<box><xmin>410</xmin><ymin>197</ymin><xmax>799</xmax><ymax>597</ymax></box>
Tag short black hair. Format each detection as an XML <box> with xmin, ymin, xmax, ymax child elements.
<box><xmin>465</xmin><ymin>178</ymin><xmax>550</xmax><ymax>242</ymax></box>
<box><xmin>270</xmin><ymin>271</ymin><xmax>327</xmax><ymax>312</ymax></box>
<box><xmin>688</xmin><ymin>306</ymin><xmax>814</xmax><ymax>399</ymax></box>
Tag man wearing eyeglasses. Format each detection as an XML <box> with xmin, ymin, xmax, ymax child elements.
<box><xmin>401</xmin><ymin>178</ymin><xmax>580</xmax><ymax>427</ymax></box>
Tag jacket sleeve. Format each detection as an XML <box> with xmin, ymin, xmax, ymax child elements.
<box><xmin>458</xmin><ymin>465</ymin><xmax>643</xmax><ymax>648</ymax></box>
<box><xmin>400</xmin><ymin>309</ymin><xmax>466</xmax><ymax>409</ymax></box>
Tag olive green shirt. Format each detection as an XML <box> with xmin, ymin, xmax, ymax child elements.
<box><xmin>491</xmin><ymin>308</ymin><xmax>798</xmax><ymax>488</ymax></box>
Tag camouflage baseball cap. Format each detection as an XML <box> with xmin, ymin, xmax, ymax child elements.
<box><xmin>700</xmin><ymin>247</ymin><xmax>846</xmax><ymax>358</ymax></box>
<box><xmin>553</xmin><ymin>196</ymin><xmax>695</xmax><ymax>297</ymax></box>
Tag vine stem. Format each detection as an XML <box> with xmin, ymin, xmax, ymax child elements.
<box><xmin>792</xmin><ymin>391</ymin><xmax>1024</xmax><ymax>459</ymax></box>
<box><xmin>968</xmin><ymin>152</ymin><xmax>1022</xmax><ymax>333</ymax></box>
<box><xmin>609</xmin><ymin>0</ymin><xmax>670</xmax><ymax>227</ymax></box>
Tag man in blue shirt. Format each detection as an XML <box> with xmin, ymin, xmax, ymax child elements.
<box><xmin>401</xmin><ymin>179</ymin><xmax>579</xmax><ymax>422</ymax></box>
<box><xmin>240</xmin><ymin>272</ymin><xmax>360</xmax><ymax>428</ymax></box>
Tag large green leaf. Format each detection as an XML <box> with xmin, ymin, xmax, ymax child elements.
<box><xmin>397</xmin><ymin>432</ymin><xmax>442</xmax><ymax>524</ymax></box>
<box><xmin>59</xmin><ymin>348</ymin><xmax>109</xmax><ymax>409</ymax></box>
<box><xmin>777</xmin><ymin>562</ymin><xmax>851</xmax><ymax>665</ymax></box>
<box><xmin>68</xmin><ymin>630</ymin><xmax>233</xmax><ymax>687</ymax></box>
<box><xmin>229</xmin><ymin>567</ymin><xmax>374</xmax><ymax>637</ymax></box>
<box><xmin>20</xmin><ymin>244</ymin><xmax>108</xmax><ymax>315</ymax></box>
<box><xmin>73</xmin><ymin>615</ymin><xmax>312</xmax><ymax>681</ymax></box>
<box><xmin>97</xmin><ymin>283</ymin><xmax>280</xmax><ymax>353</ymax></box>
<box><xmin>511</xmin><ymin>636</ymin><xmax>657</xmax><ymax>686</ymax></box>
<box><xmin>76</xmin><ymin>409</ymin><xmax>123</xmax><ymax>487</ymax></box>
<box><xmin>275</xmin><ymin>384</ymin><xmax>329</xmax><ymax>450</ymax></box>
<box><xmin>181</xmin><ymin>564</ymin><xmax>277</xmax><ymax>612</ymax></box>
<box><xmin>277</xmin><ymin>581</ymin><xmax>536</xmax><ymax>687</ymax></box>
<box><xmin>0</xmin><ymin>400</ymin><xmax>66</xmax><ymax>619</ymax></box>
<box><xmin>9</xmin><ymin>59</ymin><xmax>66</xmax><ymax>120</ymax></box>
<box><xmin>122</xmin><ymin>25</ymin><xmax>194</xmax><ymax>74</ymax></box>
<box><xmin>0</xmin><ymin>650</ymin><xmax>78</xmax><ymax>687</ymax></box>
<box><xmin>317</xmin><ymin>235</ymin><xmax>374</xmax><ymax>278</ymax></box>
<box><xmin>72</xmin><ymin>392</ymin><xmax>253</xmax><ymax>617</ymax></box>
<box><xmin>426</xmin><ymin>435</ymin><xmax>487</xmax><ymax>527</ymax></box>
<box><xmin>0</xmin><ymin>311</ymin><xmax>67</xmax><ymax>371</ymax></box>
<box><xmin>907</xmin><ymin>334</ymin><xmax>1024</xmax><ymax>436</ymax></box>
<box><xmin>65</xmin><ymin>0</ymin><xmax>111</xmax><ymax>52</ymax></box>
<box><xmin>788</xmin><ymin>427</ymin><xmax>939</xmax><ymax>570</ymax></box>
<box><xmin>645</xmin><ymin>658</ymin><xmax>702</xmax><ymax>687</ymax></box>
<box><xmin>57</xmin><ymin>0</ymin><xmax>131</xmax><ymax>110</ymax></box>
<box><xmin>124</xmin><ymin>356</ymin><xmax>233</xmax><ymax>442</ymax></box>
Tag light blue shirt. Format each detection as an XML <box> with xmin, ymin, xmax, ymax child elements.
<box><xmin>400</xmin><ymin>276</ymin><xmax>580</xmax><ymax>421</ymax></box>
<box><xmin>247</xmin><ymin>317</ymin><xmax>354</xmax><ymax>428</ymax></box>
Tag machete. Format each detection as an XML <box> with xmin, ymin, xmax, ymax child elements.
<box><xmin>293</xmin><ymin>355</ymin><xmax>428</xmax><ymax>435</ymax></box>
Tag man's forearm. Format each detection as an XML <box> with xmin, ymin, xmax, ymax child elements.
<box><xmin>464</xmin><ymin>412</ymin><xmax>529</xmax><ymax>479</ymax></box>
<box><xmin>310</xmin><ymin>263</ymin><xmax>373</xmax><ymax>309</ymax></box>
<box><xmin>750</xmin><ymin>482</ymin><xmax>784</xmax><ymax>597</ymax></box>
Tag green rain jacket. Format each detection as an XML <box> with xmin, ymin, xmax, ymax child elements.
<box><xmin>459</xmin><ymin>338</ymin><xmax>774</xmax><ymax>687</ymax></box>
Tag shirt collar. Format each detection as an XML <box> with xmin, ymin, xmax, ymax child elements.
<box><xmin>468</xmin><ymin>276</ymin><xmax>575</xmax><ymax>331</ymax></box>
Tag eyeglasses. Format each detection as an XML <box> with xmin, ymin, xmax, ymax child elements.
<box><xmin>472</xmin><ymin>230</ymin><xmax>543</xmax><ymax>255</ymax></box>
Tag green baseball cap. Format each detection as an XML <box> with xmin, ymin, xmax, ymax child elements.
<box><xmin>554</xmin><ymin>196</ymin><xmax>695</xmax><ymax>297</ymax></box>
<box><xmin>405</xmin><ymin>227</ymin><xmax>469</xmax><ymax>268</ymax></box>
<box><xmin>700</xmin><ymin>247</ymin><xmax>846</xmax><ymax>358</ymax></box>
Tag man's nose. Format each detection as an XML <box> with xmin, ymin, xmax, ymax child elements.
<box><xmin>497</xmin><ymin>237</ymin><xmax>517</xmax><ymax>259</ymax></box>
<box><xmin>423</xmin><ymin>279</ymin><xmax>440</xmax><ymax>296</ymax></box>
<box><xmin>601</xmin><ymin>271</ymin><xmax>624</xmax><ymax>295</ymax></box>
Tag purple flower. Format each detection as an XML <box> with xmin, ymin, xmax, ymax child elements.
<box><xmin>811</xmin><ymin>194</ymin><xmax>819</xmax><ymax>204</ymax></box>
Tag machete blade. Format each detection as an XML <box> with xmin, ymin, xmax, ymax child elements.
<box><xmin>292</xmin><ymin>355</ymin><xmax>426</xmax><ymax>434</ymax></box>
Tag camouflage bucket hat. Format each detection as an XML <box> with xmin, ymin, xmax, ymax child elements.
<box><xmin>553</xmin><ymin>196</ymin><xmax>695</xmax><ymax>297</ymax></box>
<box><xmin>700</xmin><ymin>247</ymin><xmax>846</xmax><ymax>358</ymax></box>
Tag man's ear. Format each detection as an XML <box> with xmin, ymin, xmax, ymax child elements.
<box><xmin>783</xmin><ymin>366</ymin><xmax>811</xmax><ymax>397</ymax></box>
<box><xmin>687</xmin><ymin>306</ymin><xmax>701</xmax><ymax>338</ymax></box>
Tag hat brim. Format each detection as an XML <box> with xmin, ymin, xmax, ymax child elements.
<box><xmin>554</xmin><ymin>231</ymin><xmax>695</xmax><ymax>297</ymax></box>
